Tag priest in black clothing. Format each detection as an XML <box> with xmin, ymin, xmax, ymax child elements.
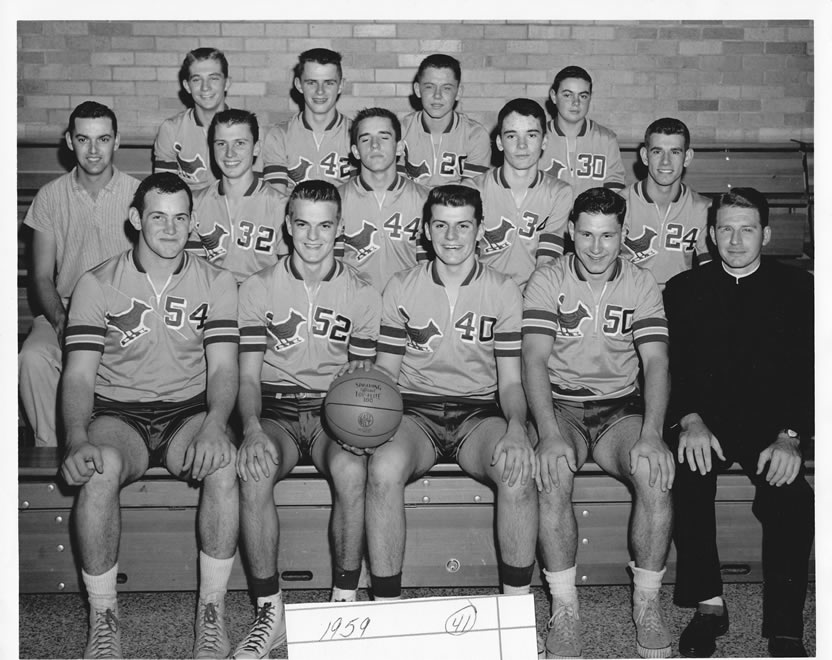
<box><xmin>663</xmin><ymin>187</ymin><xmax>814</xmax><ymax>658</ymax></box>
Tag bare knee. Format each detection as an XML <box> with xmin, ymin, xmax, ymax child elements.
<box><xmin>204</xmin><ymin>460</ymin><xmax>238</xmax><ymax>493</ymax></box>
<box><xmin>328</xmin><ymin>450</ymin><xmax>367</xmax><ymax>500</ymax></box>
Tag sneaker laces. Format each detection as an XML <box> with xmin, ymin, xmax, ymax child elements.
<box><xmin>196</xmin><ymin>601</ymin><xmax>224</xmax><ymax>653</ymax></box>
<box><xmin>237</xmin><ymin>602</ymin><xmax>277</xmax><ymax>653</ymax></box>
<box><xmin>634</xmin><ymin>595</ymin><xmax>666</xmax><ymax>636</ymax></box>
<box><xmin>88</xmin><ymin>608</ymin><xmax>120</xmax><ymax>659</ymax></box>
<box><xmin>548</xmin><ymin>601</ymin><xmax>580</xmax><ymax>648</ymax></box>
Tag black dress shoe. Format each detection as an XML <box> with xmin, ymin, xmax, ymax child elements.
<box><xmin>768</xmin><ymin>636</ymin><xmax>807</xmax><ymax>657</ymax></box>
<box><xmin>679</xmin><ymin>606</ymin><xmax>729</xmax><ymax>657</ymax></box>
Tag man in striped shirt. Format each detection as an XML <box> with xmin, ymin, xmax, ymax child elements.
<box><xmin>522</xmin><ymin>187</ymin><xmax>674</xmax><ymax>659</ymax></box>
<box><xmin>61</xmin><ymin>173</ymin><xmax>240</xmax><ymax>660</ymax></box>
<box><xmin>366</xmin><ymin>184</ymin><xmax>538</xmax><ymax>603</ymax></box>
<box><xmin>19</xmin><ymin>101</ymin><xmax>140</xmax><ymax>447</ymax></box>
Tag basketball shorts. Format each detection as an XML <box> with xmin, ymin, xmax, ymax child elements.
<box><xmin>90</xmin><ymin>394</ymin><xmax>207</xmax><ymax>468</ymax></box>
<box><xmin>552</xmin><ymin>393</ymin><xmax>643</xmax><ymax>452</ymax></box>
<box><xmin>260</xmin><ymin>394</ymin><xmax>327</xmax><ymax>457</ymax></box>
<box><xmin>402</xmin><ymin>396</ymin><xmax>502</xmax><ymax>460</ymax></box>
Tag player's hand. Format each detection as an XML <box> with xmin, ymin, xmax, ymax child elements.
<box><xmin>491</xmin><ymin>418</ymin><xmax>535</xmax><ymax>487</ymax></box>
<box><xmin>757</xmin><ymin>433</ymin><xmax>802</xmax><ymax>487</ymax></box>
<box><xmin>335</xmin><ymin>359</ymin><xmax>374</xmax><ymax>377</ymax></box>
<box><xmin>61</xmin><ymin>442</ymin><xmax>103</xmax><ymax>486</ymax></box>
<box><xmin>535</xmin><ymin>432</ymin><xmax>577</xmax><ymax>493</ymax></box>
<box><xmin>182</xmin><ymin>417</ymin><xmax>235</xmax><ymax>482</ymax></box>
<box><xmin>677</xmin><ymin>415</ymin><xmax>725</xmax><ymax>475</ymax></box>
<box><xmin>335</xmin><ymin>437</ymin><xmax>377</xmax><ymax>456</ymax></box>
<box><xmin>630</xmin><ymin>428</ymin><xmax>675</xmax><ymax>491</ymax></box>
<box><xmin>237</xmin><ymin>425</ymin><xmax>279</xmax><ymax>482</ymax></box>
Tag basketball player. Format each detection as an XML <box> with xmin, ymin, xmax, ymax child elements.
<box><xmin>465</xmin><ymin>98</ymin><xmax>573</xmax><ymax>289</ymax></box>
<box><xmin>233</xmin><ymin>180</ymin><xmax>381</xmax><ymax>658</ymax></box>
<box><xmin>261</xmin><ymin>48</ymin><xmax>355</xmax><ymax>195</ymax></box>
<box><xmin>399</xmin><ymin>54</ymin><xmax>491</xmax><ymax>186</ymax></box>
<box><xmin>523</xmin><ymin>187</ymin><xmax>674</xmax><ymax>659</ymax></box>
<box><xmin>60</xmin><ymin>173</ymin><xmax>240</xmax><ymax>659</ymax></box>
<box><xmin>190</xmin><ymin>109</ymin><xmax>288</xmax><ymax>283</ymax></box>
<box><xmin>336</xmin><ymin>107</ymin><xmax>429</xmax><ymax>291</ymax></box>
<box><xmin>366</xmin><ymin>184</ymin><xmax>538</xmax><ymax>603</ymax></box>
<box><xmin>20</xmin><ymin>101</ymin><xmax>139</xmax><ymax>447</ymax></box>
<box><xmin>621</xmin><ymin>117</ymin><xmax>712</xmax><ymax>289</ymax></box>
<box><xmin>540</xmin><ymin>66</ymin><xmax>627</xmax><ymax>195</ymax></box>
<box><xmin>154</xmin><ymin>47</ymin><xmax>230</xmax><ymax>192</ymax></box>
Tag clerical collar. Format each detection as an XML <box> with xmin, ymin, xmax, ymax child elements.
<box><xmin>721</xmin><ymin>260</ymin><xmax>760</xmax><ymax>284</ymax></box>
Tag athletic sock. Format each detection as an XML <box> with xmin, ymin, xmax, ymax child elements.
<box><xmin>543</xmin><ymin>565</ymin><xmax>578</xmax><ymax>604</ymax></box>
<box><xmin>629</xmin><ymin>560</ymin><xmax>665</xmax><ymax>599</ymax></box>
<box><xmin>250</xmin><ymin>574</ymin><xmax>281</xmax><ymax>600</ymax></box>
<box><xmin>82</xmin><ymin>564</ymin><xmax>118</xmax><ymax>611</ymax></box>
<box><xmin>501</xmin><ymin>561</ymin><xmax>535</xmax><ymax>596</ymax></box>
<box><xmin>371</xmin><ymin>573</ymin><xmax>402</xmax><ymax>600</ymax></box>
<box><xmin>199</xmin><ymin>551</ymin><xmax>234</xmax><ymax>600</ymax></box>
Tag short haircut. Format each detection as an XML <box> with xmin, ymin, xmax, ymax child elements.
<box><xmin>569</xmin><ymin>187</ymin><xmax>627</xmax><ymax>226</ymax></box>
<box><xmin>68</xmin><ymin>101</ymin><xmax>118</xmax><ymax>136</ymax></box>
<box><xmin>294</xmin><ymin>48</ymin><xmax>343</xmax><ymax>80</ymax></box>
<box><xmin>416</xmin><ymin>54</ymin><xmax>461</xmax><ymax>83</ymax></box>
<box><xmin>644</xmin><ymin>117</ymin><xmax>691</xmax><ymax>151</ymax></box>
<box><xmin>131</xmin><ymin>172</ymin><xmax>194</xmax><ymax>217</ymax></box>
<box><xmin>350</xmin><ymin>107</ymin><xmax>402</xmax><ymax>146</ymax></box>
<box><xmin>179</xmin><ymin>47</ymin><xmax>229</xmax><ymax>84</ymax></box>
<box><xmin>287</xmin><ymin>179</ymin><xmax>342</xmax><ymax>220</ymax></box>
<box><xmin>714</xmin><ymin>187</ymin><xmax>769</xmax><ymax>228</ymax></box>
<box><xmin>552</xmin><ymin>65</ymin><xmax>593</xmax><ymax>94</ymax></box>
<box><xmin>209</xmin><ymin>108</ymin><xmax>259</xmax><ymax>145</ymax></box>
<box><xmin>425</xmin><ymin>184</ymin><xmax>483</xmax><ymax>226</ymax></box>
<box><xmin>497</xmin><ymin>98</ymin><xmax>547</xmax><ymax>135</ymax></box>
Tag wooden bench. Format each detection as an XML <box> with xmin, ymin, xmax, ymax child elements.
<box><xmin>18</xmin><ymin>447</ymin><xmax>815</xmax><ymax>594</ymax></box>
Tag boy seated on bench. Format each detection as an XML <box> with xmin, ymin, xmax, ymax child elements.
<box><xmin>367</xmin><ymin>184</ymin><xmax>538</xmax><ymax>601</ymax></box>
<box><xmin>61</xmin><ymin>172</ymin><xmax>240</xmax><ymax>659</ymax></box>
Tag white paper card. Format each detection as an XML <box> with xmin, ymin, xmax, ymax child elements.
<box><xmin>286</xmin><ymin>593</ymin><xmax>537</xmax><ymax>659</ymax></box>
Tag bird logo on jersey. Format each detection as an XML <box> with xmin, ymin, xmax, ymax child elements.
<box><xmin>555</xmin><ymin>294</ymin><xmax>592</xmax><ymax>338</ymax></box>
<box><xmin>265</xmin><ymin>309</ymin><xmax>306</xmax><ymax>351</ymax></box>
<box><xmin>173</xmin><ymin>143</ymin><xmax>208</xmax><ymax>183</ymax></box>
<box><xmin>198</xmin><ymin>223</ymin><xmax>230</xmax><ymax>261</ymax></box>
<box><xmin>342</xmin><ymin>221</ymin><xmax>380</xmax><ymax>262</ymax></box>
<box><xmin>481</xmin><ymin>218</ymin><xmax>516</xmax><ymax>255</ymax></box>
<box><xmin>623</xmin><ymin>226</ymin><xmax>659</xmax><ymax>263</ymax></box>
<box><xmin>543</xmin><ymin>159</ymin><xmax>567</xmax><ymax>179</ymax></box>
<box><xmin>402</xmin><ymin>145</ymin><xmax>431</xmax><ymax>180</ymax></box>
<box><xmin>106</xmin><ymin>299</ymin><xmax>153</xmax><ymax>347</ymax></box>
<box><xmin>287</xmin><ymin>157</ymin><xmax>314</xmax><ymax>184</ymax></box>
<box><xmin>399</xmin><ymin>306</ymin><xmax>442</xmax><ymax>352</ymax></box>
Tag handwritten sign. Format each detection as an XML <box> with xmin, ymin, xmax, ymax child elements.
<box><xmin>286</xmin><ymin>593</ymin><xmax>537</xmax><ymax>659</ymax></box>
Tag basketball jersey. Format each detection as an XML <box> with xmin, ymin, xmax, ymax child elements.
<box><xmin>378</xmin><ymin>260</ymin><xmax>522</xmax><ymax>401</ymax></box>
<box><xmin>539</xmin><ymin>118</ymin><xmax>627</xmax><ymax>196</ymax></box>
<box><xmin>336</xmin><ymin>173</ymin><xmax>429</xmax><ymax>292</ymax></box>
<box><xmin>154</xmin><ymin>108</ymin><xmax>218</xmax><ymax>192</ymax></box>
<box><xmin>239</xmin><ymin>257</ymin><xmax>381</xmax><ymax>395</ymax></box>
<box><xmin>465</xmin><ymin>167</ymin><xmax>573</xmax><ymax>289</ymax></box>
<box><xmin>65</xmin><ymin>250</ymin><xmax>239</xmax><ymax>402</ymax></box>
<box><xmin>190</xmin><ymin>178</ymin><xmax>289</xmax><ymax>283</ymax></box>
<box><xmin>522</xmin><ymin>254</ymin><xmax>668</xmax><ymax>402</ymax></box>
<box><xmin>621</xmin><ymin>180</ymin><xmax>712</xmax><ymax>287</ymax></box>
<box><xmin>398</xmin><ymin>111</ymin><xmax>492</xmax><ymax>187</ymax></box>
<box><xmin>261</xmin><ymin>112</ymin><xmax>355</xmax><ymax>190</ymax></box>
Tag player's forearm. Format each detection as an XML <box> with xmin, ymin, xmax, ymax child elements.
<box><xmin>205</xmin><ymin>363</ymin><xmax>239</xmax><ymax>428</ymax></box>
<box><xmin>498</xmin><ymin>381</ymin><xmax>528</xmax><ymax>429</ymax></box>
<box><xmin>61</xmin><ymin>372</ymin><xmax>94</xmax><ymax>447</ymax></box>
<box><xmin>237</xmin><ymin>375</ymin><xmax>264</xmax><ymax>432</ymax></box>
<box><xmin>521</xmin><ymin>357</ymin><xmax>558</xmax><ymax>439</ymax></box>
<box><xmin>641</xmin><ymin>351</ymin><xmax>670</xmax><ymax>437</ymax></box>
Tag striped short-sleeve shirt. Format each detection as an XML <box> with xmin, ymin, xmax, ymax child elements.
<box><xmin>522</xmin><ymin>254</ymin><xmax>668</xmax><ymax>402</ymax></box>
<box><xmin>23</xmin><ymin>168</ymin><xmax>140</xmax><ymax>303</ymax></box>
<box><xmin>65</xmin><ymin>250</ymin><xmax>239</xmax><ymax>403</ymax></box>
<box><xmin>378</xmin><ymin>260</ymin><xmax>522</xmax><ymax>401</ymax></box>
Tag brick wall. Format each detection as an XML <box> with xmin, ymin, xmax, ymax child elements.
<box><xmin>17</xmin><ymin>20</ymin><xmax>813</xmax><ymax>145</ymax></box>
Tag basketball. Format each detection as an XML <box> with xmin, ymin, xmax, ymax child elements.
<box><xmin>324</xmin><ymin>368</ymin><xmax>403</xmax><ymax>449</ymax></box>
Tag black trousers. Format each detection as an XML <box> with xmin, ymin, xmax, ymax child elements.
<box><xmin>671</xmin><ymin>434</ymin><xmax>814</xmax><ymax>638</ymax></box>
